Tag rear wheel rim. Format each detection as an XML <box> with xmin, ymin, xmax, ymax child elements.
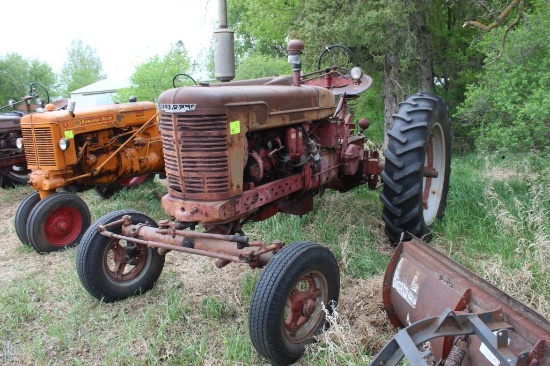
<box><xmin>423</xmin><ymin>122</ymin><xmax>446</xmax><ymax>225</ymax></box>
<box><xmin>117</xmin><ymin>174</ymin><xmax>150</xmax><ymax>188</ymax></box>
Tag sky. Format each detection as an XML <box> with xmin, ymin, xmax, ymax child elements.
<box><xmin>0</xmin><ymin>0</ymin><xmax>218</xmax><ymax>81</ymax></box>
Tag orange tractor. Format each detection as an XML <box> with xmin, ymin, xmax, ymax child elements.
<box><xmin>15</xmin><ymin>100</ymin><xmax>164</xmax><ymax>253</ymax></box>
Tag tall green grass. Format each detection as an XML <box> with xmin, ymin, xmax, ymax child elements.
<box><xmin>0</xmin><ymin>152</ymin><xmax>548</xmax><ymax>365</ymax></box>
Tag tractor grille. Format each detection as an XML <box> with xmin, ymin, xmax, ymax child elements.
<box><xmin>160</xmin><ymin>113</ymin><xmax>230</xmax><ymax>199</ymax></box>
<box><xmin>20</xmin><ymin>126</ymin><xmax>56</xmax><ymax>167</ymax></box>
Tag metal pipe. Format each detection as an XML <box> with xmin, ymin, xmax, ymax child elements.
<box><xmin>218</xmin><ymin>0</ymin><xmax>228</xmax><ymax>28</ymax></box>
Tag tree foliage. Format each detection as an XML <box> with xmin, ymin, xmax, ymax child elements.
<box><xmin>454</xmin><ymin>1</ymin><xmax>550</xmax><ymax>152</ymax></box>
<box><xmin>58</xmin><ymin>39</ymin><xmax>105</xmax><ymax>97</ymax></box>
<box><xmin>116</xmin><ymin>41</ymin><xmax>193</xmax><ymax>103</ymax></box>
<box><xmin>224</xmin><ymin>0</ymin><xmax>547</xmax><ymax>152</ymax></box>
<box><xmin>0</xmin><ymin>53</ymin><xmax>56</xmax><ymax>106</ymax></box>
<box><xmin>234</xmin><ymin>54</ymin><xmax>290</xmax><ymax>80</ymax></box>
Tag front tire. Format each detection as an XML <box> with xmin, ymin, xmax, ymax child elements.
<box><xmin>249</xmin><ymin>242</ymin><xmax>340</xmax><ymax>365</ymax></box>
<box><xmin>76</xmin><ymin>210</ymin><xmax>165</xmax><ymax>302</ymax></box>
<box><xmin>26</xmin><ymin>192</ymin><xmax>91</xmax><ymax>253</ymax></box>
<box><xmin>5</xmin><ymin>163</ymin><xmax>31</xmax><ymax>186</ymax></box>
<box><xmin>14</xmin><ymin>192</ymin><xmax>41</xmax><ymax>246</ymax></box>
<box><xmin>380</xmin><ymin>92</ymin><xmax>451</xmax><ymax>244</ymax></box>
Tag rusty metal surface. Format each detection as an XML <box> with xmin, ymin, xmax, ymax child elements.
<box><xmin>371</xmin><ymin>308</ymin><xmax>525</xmax><ymax>366</ymax></box>
<box><xmin>0</xmin><ymin>153</ymin><xmax>26</xmax><ymax>170</ymax></box>
<box><xmin>20</xmin><ymin>101</ymin><xmax>164</xmax><ymax>192</ymax></box>
<box><xmin>303</xmin><ymin>73</ymin><xmax>373</xmax><ymax>96</ymax></box>
<box><xmin>161</xmin><ymin>172</ymin><xmax>306</xmax><ymax>223</ymax></box>
<box><xmin>382</xmin><ymin>237</ymin><xmax>550</xmax><ymax>365</ymax></box>
<box><xmin>98</xmin><ymin>214</ymin><xmax>282</xmax><ymax>268</ymax></box>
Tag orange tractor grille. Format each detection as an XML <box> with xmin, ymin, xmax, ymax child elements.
<box><xmin>20</xmin><ymin>126</ymin><xmax>56</xmax><ymax>168</ymax></box>
<box><xmin>160</xmin><ymin>113</ymin><xmax>230</xmax><ymax>200</ymax></box>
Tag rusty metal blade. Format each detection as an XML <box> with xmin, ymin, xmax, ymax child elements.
<box><xmin>381</xmin><ymin>237</ymin><xmax>550</xmax><ymax>365</ymax></box>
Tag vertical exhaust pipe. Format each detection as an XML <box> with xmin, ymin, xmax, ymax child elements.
<box><xmin>214</xmin><ymin>0</ymin><xmax>235</xmax><ymax>82</ymax></box>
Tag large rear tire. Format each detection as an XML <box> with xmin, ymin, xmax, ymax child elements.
<box><xmin>249</xmin><ymin>242</ymin><xmax>340</xmax><ymax>365</ymax></box>
<box><xmin>26</xmin><ymin>192</ymin><xmax>91</xmax><ymax>253</ymax></box>
<box><xmin>76</xmin><ymin>210</ymin><xmax>165</xmax><ymax>302</ymax></box>
<box><xmin>380</xmin><ymin>92</ymin><xmax>451</xmax><ymax>244</ymax></box>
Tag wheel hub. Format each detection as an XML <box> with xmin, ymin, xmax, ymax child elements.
<box><xmin>285</xmin><ymin>276</ymin><xmax>320</xmax><ymax>336</ymax></box>
<box><xmin>105</xmin><ymin>241</ymin><xmax>147</xmax><ymax>281</ymax></box>
<box><xmin>44</xmin><ymin>206</ymin><xmax>82</xmax><ymax>246</ymax></box>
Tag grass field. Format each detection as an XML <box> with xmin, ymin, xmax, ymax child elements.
<box><xmin>0</xmin><ymin>152</ymin><xmax>548</xmax><ymax>365</ymax></box>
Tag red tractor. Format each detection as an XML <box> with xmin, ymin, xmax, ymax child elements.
<box><xmin>0</xmin><ymin>83</ymin><xmax>61</xmax><ymax>187</ymax></box>
<box><xmin>75</xmin><ymin>37</ymin><xmax>451</xmax><ymax>364</ymax></box>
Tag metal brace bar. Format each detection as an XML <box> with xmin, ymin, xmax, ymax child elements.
<box><xmin>370</xmin><ymin>308</ymin><xmax>516</xmax><ymax>366</ymax></box>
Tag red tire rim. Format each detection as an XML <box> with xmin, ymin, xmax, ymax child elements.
<box><xmin>44</xmin><ymin>206</ymin><xmax>83</xmax><ymax>247</ymax></box>
<box><xmin>284</xmin><ymin>271</ymin><xmax>328</xmax><ymax>343</ymax></box>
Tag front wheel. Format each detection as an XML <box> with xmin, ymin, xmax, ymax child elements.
<box><xmin>26</xmin><ymin>192</ymin><xmax>91</xmax><ymax>253</ymax></box>
<box><xmin>249</xmin><ymin>242</ymin><xmax>340</xmax><ymax>365</ymax></box>
<box><xmin>14</xmin><ymin>192</ymin><xmax>41</xmax><ymax>246</ymax></box>
<box><xmin>76</xmin><ymin>210</ymin><xmax>165</xmax><ymax>303</ymax></box>
<box><xmin>380</xmin><ymin>91</ymin><xmax>451</xmax><ymax>244</ymax></box>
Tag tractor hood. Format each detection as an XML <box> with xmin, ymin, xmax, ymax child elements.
<box><xmin>158</xmin><ymin>77</ymin><xmax>336</xmax><ymax>131</ymax></box>
<box><xmin>20</xmin><ymin>101</ymin><xmax>157</xmax><ymax>129</ymax></box>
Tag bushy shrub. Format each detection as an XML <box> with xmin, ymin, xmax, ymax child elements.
<box><xmin>454</xmin><ymin>3</ymin><xmax>550</xmax><ymax>152</ymax></box>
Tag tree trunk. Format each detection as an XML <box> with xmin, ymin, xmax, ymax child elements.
<box><xmin>383</xmin><ymin>53</ymin><xmax>401</xmax><ymax>130</ymax></box>
<box><xmin>415</xmin><ymin>5</ymin><xmax>434</xmax><ymax>92</ymax></box>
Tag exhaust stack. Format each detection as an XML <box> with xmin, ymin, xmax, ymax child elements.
<box><xmin>214</xmin><ymin>0</ymin><xmax>235</xmax><ymax>82</ymax></box>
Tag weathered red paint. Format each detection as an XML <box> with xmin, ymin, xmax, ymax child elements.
<box><xmin>383</xmin><ymin>237</ymin><xmax>550</xmax><ymax>365</ymax></box>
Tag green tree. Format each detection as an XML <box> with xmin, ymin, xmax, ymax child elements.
<box><xmin>454</xmin><ymin>0</ymin><xmax>550</xmax><ymax>152</ymax></box>
<box><xmin>58</xmin><ymin>39</ymin><xmax>105</xmax><ymax>97</ymax></box>
<box><xmin>228</xmin><ymin>0</ymin><xmax>300</xmax><ymax>60</ymax></box>
<box><xmin>223</xmin><ymin>0</ymin><xmax>547</xmax><ymax>151</ymax></box>
<box><xmin>234</xmin><ymin>54</ymin><xmax>290</xmax><ymax>80</ymax></box>
<box><xmin>0</xmin><ymin>53</ymin><xmax>57</xmax><ymax>107</ymax></box>
<box><xmin>116</xmin><ymin>41</ymin><xmax>192</xmax><ymax>102</ymax></box>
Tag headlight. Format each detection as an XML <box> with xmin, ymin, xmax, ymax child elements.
<box><xmin>16</xmin><ymin>138</ymin><xmax>24</xmax><ymax>149</ymax></box>
<box><xmin>58</xmin><ymin>138</ymin><xmax>70</xmax><ymax>151</ymax></box>
<box><xmin>350</xmin><ymin>67</ymin><xmax>363</xmax><ymax>82</ymax></box>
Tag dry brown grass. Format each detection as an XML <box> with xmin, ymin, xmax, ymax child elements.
<box><xmin>0</xmin><ymin>184</ymin><xmax>396</xmax><ymax>365</ymax></box>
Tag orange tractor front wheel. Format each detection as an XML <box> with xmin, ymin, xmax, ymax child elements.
<box><xmin>15</xmin><ymin>192</ymin><xmax>91</xmax><ymax>253</ymax></box>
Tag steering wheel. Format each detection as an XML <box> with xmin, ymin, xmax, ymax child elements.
<box><xmin>316</xmin><ymin>45</ymin><xmax>357</xmax><ymax>71</ymax></box>
<box><xmin>172</xmin><ymin>73</ymin><xmax>197</xmax><ymax>88</ymax></box>
<box><xmin>29</xmin><ymin>82</ymin><xmax>50</xmax><ymax>105</ymax></box>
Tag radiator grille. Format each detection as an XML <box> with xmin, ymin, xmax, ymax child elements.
<box><xmin>20</xmin><ymin>127</ymin><xmax>56</xmax><ymax>167</ymax></box>
<box><xmin>160</xmin><ymin>113</ymin><xmax>230</xmax><ymax>199</ymax></box>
